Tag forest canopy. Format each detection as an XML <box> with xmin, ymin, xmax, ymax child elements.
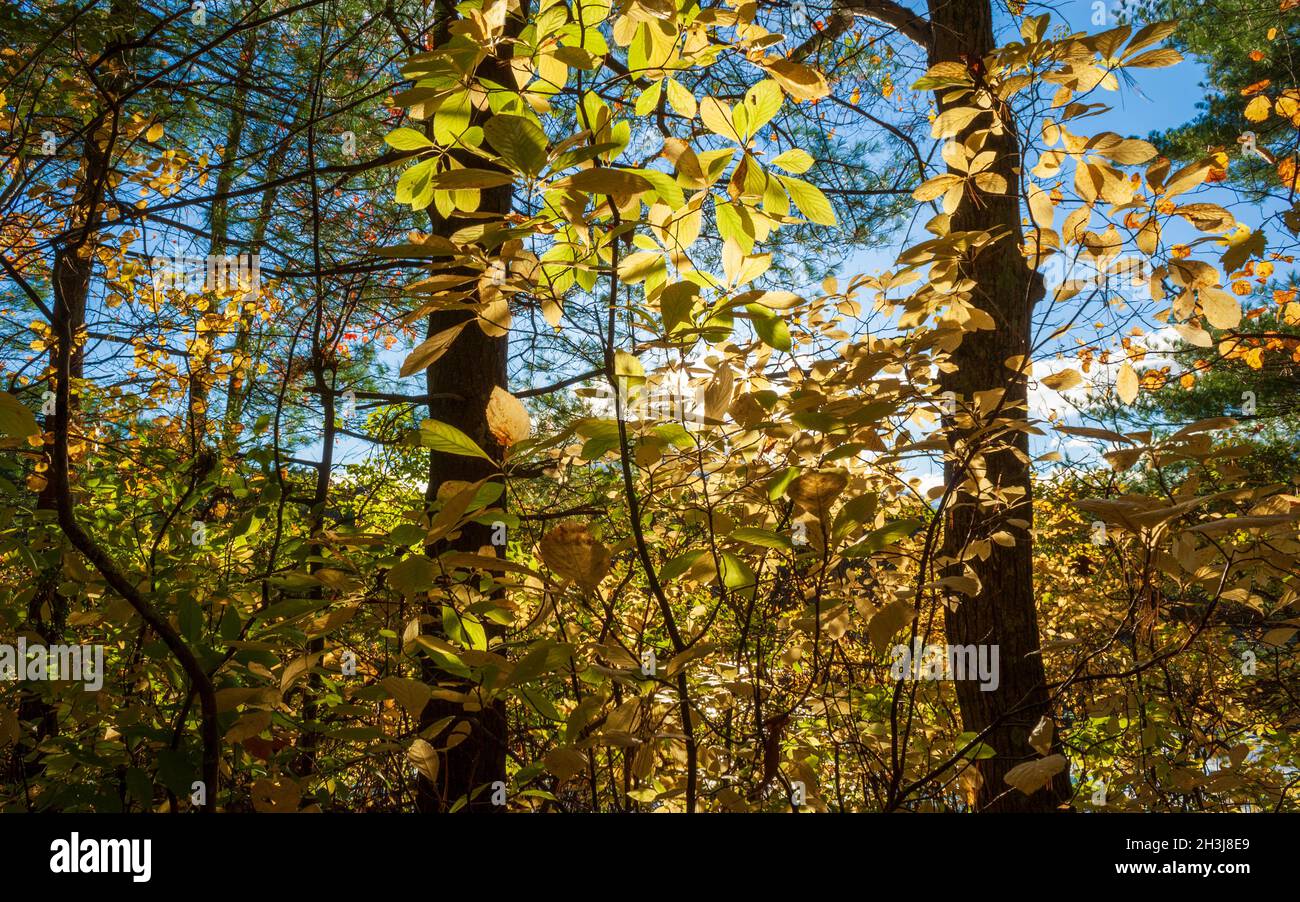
<box><xmin>0</xmin><ymin>0</ymin><xmax>1297</xmax><ymax>814</ymax></box>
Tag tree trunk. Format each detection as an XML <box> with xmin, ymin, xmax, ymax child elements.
<box><xmin>927</xmin><ymin>0</ymin><xmax>1072</xmax><ymax>812</ymax></box>
<box><xmin>411</xmin><ymin>0</ymin><xmax>516</xmax><ymax>813</ymax></box>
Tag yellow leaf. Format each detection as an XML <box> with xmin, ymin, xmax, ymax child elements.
<box><xmin>486</xmin><ymin>386</ymin><xmax>531</xmax><ymax>448</ymax></box>
<box><xmin>1040</xmin><ymin>369</ymin><xmax>1083</xmax><ymax>391</ymax></box>
<box><xmin>764</xmin><ymin>59</ymin><xmax>829</xmax><ymax>102</ymax></box>
<box><xmin>408</xmin><ymin>739</ymin><xmax>439</xmax><ymax>784</ymax></box>
<box><xmin>788</xmin><ymin>469</ymin><xmax>848</xmax><ymax>519</ymax></box>
<box><xmin>913</xmin><ymin>174</ymin><xmax>962</xmax><ymax>202</ymax></box>
<box><xmin>665</xmin><ymin>78</ymin><xmax>696</xmax><ymax>119</ymax></box>
<box><xmin>251</xmin><ymin>776</ymin><xmax>302</xmax><ymax>813</ymax></box>
<box><xmin>1244</xmin><ymin>95</ymin><xmax>1271</xmax><ymax>122</ymax></box>
<box><xmin>1028</xmin><ymin>717</ymin><xmax>1054</xmax><ymax>757</ymax></box>
<box><xmin>1027</xmin><ymin>185</ymin><xmax>1054</xmax><ymax>229</ymax></box>
<box><xmin>146</xmin><ymin>123</ymin><xmax>164</xmax><ymax>142</ymax></box>
<box><xmin>931</xmin><ymin>106</ymin><xmax>983</xmax><ymax>139</ymax></box>
<box><xmin>538</xmin><ymin>521</ymin><xmax>611</xmax><ymax>591</ymax></box>
<box><xmin>1200</xmin><ymin>286</ymin><xmax>1242</xmax><ymax>329</ymax></box>
<box><xmin>401</xmin><ymin>322</ymin><xmax>468</xmax><ymax>377</ymax></box>
<box><xmin>477</xmin><ymin>297</ymin><xmax>512</xmax><ymax>336</ymax></box>
<box><xmin>868</xmin><ymin>600</ymin><xmax>916</xmax><ymax>655</ymax></box>
<box><xmin>699</xmin><ymin>96</ymin><xmax>737</xmax><ymax>140</ymax></box>
<box><xmin>1116</xmin><ymin>363</ymin><xmax>1140</xmax><ymax>404</ymax></box>
<box><xmin>1004</xmin><ymin>754</ymin><xmax>1067</xmax><ymax>796</ymax></box>
<box><xmin>381</xmin><ymin>677</ymin><xmax>432</xmax><ymax>717</ymax></box>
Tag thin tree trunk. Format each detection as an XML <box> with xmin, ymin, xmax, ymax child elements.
<box><xmin>193</xmin><ymin>27</ymin><xmax>259</xmax><ymax>451</ymax></box>
<box><xmin>927</xmin><ymin>0</ymin><xmax>1072</xmax><ymax>812</ymax></box>
<box><xmin>411</xmin><ymin>0</ymin><xmax>518</xmax><ymax>813</ymax></box>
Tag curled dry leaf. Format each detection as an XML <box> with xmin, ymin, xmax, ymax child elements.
<box><xmin>408</xmin><ymin>738</ymin><xmax>439</xmax><ymax>784</ymax></box>
<box><xmin>1028</xmin><ymin>716</ymin><xmax>1054</xmax><ymax>756</ymax></box>
<box><xmin>251</xmin><ymin>776</ymin><xmax>302</xmax><ymax>813</ymax></box>
<box><xmin>1004</xmin><ymin>753</ymin><xmax>1067</xmax><ymax>796</ymax></box>
<box><xmin>539</xmin><ymin>521</ymin><xmax>611</xmax><ymax>591</ymax></box>
<box><xmin>703</xmin><ymin>366</ymin><xmax>733</xmax><ymax>422</ymax></box>
<box><xmin>486</xmin><ymin>386</ymin><xmax>531</xmax><ymax>448</ymax></box>
<box><xmin>1039</xmin><ymin>368</ymin><xmax>1083</xmax><ymax>391</ymax></box>
<box><xmin>788</xmin><ymin>469</ymin><xmax>848</xmax><ymax>523</ymax></box>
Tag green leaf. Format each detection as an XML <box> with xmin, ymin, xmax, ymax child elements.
<box><xmin>730</xmin><ymin>527</ymin><xmax>793</xmax><ymax>551</ymax></box>
<box><xmin>396</xmin><ymin>159</ymin><xmax>435</xmax><ymax>207</ymax></box>
<box><xmin>0</xmin><ymin>391</ymin><xmax>39</xmax><ymax>438</ymax></box>
<box><xmin>509</xmin><ymin>641</ymin><xmax>560</xmax><ymax>686</ymax></box>
<box><xmin>718</xmin><ymin>552</ymin><xmax>756</xmax><ymax>590</ymax></box>
<box><xmin>739</xmin><ymin>79</ymin><xmax>783</xmax><ymax>137</ymax></box>
<box><xmin>635</xmin><ymin>79</ymin><xmax>663</xmax><ymax>117</ymax></box>
<box><xmin>844</xmin><ymin>519</ymin><xmax>924</xmax><ymax>557</ymax></box>
<box><xmin>766</xmin><ymin>466</ymin><xmax>800</xmax><ymax>500</ymax></box>
<box><xmin>387</xmin><ymin>555</ymin><xmax>436</xmax><ymax>595</ymax></box>
<box><xmin>385</xmin><ymin>127</ymin><xmax>435</xmax><ymax>151</ymax></box>
<box><xmin>443</xmin><ymin>605</ymin><xmax>487</xmax><ymax>651</ymax></box>
<box><xmin>770</xmin><ymin>148</ymin><xmax>814</xmax><ymax>174</ymax></box>
<box><xmin>430</xmin><ymin>168</ymin><xmax>515</xmax><ymax>189</ymax></box>
<box><xmin>777</xmin><ymin>174</ymin><xmax>836</xmax><ymax>226</ymax></box>
<box><xmin>746</xmin><ymin>303</ymin><xmax>791</xmax><ymax>351</ymax></box>
<box><xmin>660</xmin><ymin>549</ymin><xmax>706</xmax><ymax>582</ymax></box>
<box><xmin>659</xmin><ymin>281</ymin><xmax>698</xmax><ymax>335</ymax></box>
<box><xmin>483</xmin><ymin>114</ymin><xmax>549</xmax><ymax>177</ymax></box>
<box><xmin>956</xmin><ymin>731</ymin><xmax>999</xmax><ymax>760</ymax></box>
<box><xmin>714</xmin><ymin>198</ymin><xmax>755</xmax><ymax>253</ymax></box>
<box><xmin>634</xmin><ymin>167</ymin><xmax>685</xmax><ymax>210</ymax></box>
<box><xmin>419</xmin><ymin>419</ymin><xmax>494</xmax><ymax>462</ymax></box>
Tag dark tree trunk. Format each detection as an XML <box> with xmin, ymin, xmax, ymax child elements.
<box><xmin>927</xmin><ymin>0</ymin><xmax>1072</xmax><ymax>812</ymax></box>
<box><xmin>15</xmin><ymin>42</ymin><xmax>121</xmax><ymax>798</ymax></box>
<box><xmin>414</xmin><ymin>309</ymin><xmax>509</xmax><ymax>812</ymax></box>
<box><xmin>412</xmin><ymin>0</ymin><xmax>517</xmax><ymax>813</ymax></box>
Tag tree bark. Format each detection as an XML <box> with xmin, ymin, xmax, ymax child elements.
<box><xmin>411</xmin><ymin>0</ymin><xmax>517</xmax><ymax>813</ymax></box>
<box><xmin>926</xmin><ymin>0</ymin><xmax>1072</xmax><ymax>812</ymax></box>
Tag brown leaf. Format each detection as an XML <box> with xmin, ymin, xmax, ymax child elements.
<box><xmin>1004</xmin><ymin>754</ymin><xmax>1067</xmax><ymax>796</ymax></box>
<box><xmin>788</xmin><ymin>469</ymin><xmax>848</xmax><ymax>522</ymax></box>
<box><xmin>486</xmin><ymin>386</ymin><xmax>531</xmax><ymax>448</ymax></box>
<box><xmin>408</xmin><ymin>738</ymin><xmax>440</xmax><ymax>784</ymax></box>
<box><xmin>251</xmin><ymin>776</ymin><xmax>302</xmax><ymax>813</ymax></box>
<box><xmin>1028</xmin><ymin>716</ymin><xmax>1054</xmax><ymax>756</ymax></box>
<box><xmin>539</xmin><ymin>521</ymin><xmax>611</xmax><ymax>591</ymax></box>
<box><xmin>401</xmin><ymin>322</ymin><xmax>468</xmax><ymax>377</ymax></box>
<box><xmin>869</xmin><ymin>599</ymin><xmax>916</xmax><ymax>655</ymax></box>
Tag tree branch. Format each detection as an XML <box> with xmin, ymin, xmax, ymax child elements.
<box><xmin>792</xmin><ymin>1</ymin><xmax>933</xmax><ymax>59</ymax></box>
